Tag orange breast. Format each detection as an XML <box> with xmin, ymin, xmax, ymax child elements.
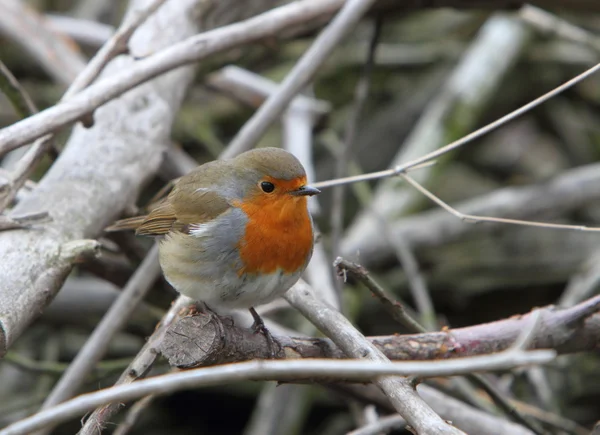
<box><xmin>234</xmin><ymin>187</ymin><xmax>313</xmax><ymax>276</ymax></box>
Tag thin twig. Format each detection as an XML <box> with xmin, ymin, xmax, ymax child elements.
<box><xmin>330</xmin><ymin>17</ymin><xmax>382</xmax><ymax>278</ymax></box>
<box><xmin>334</xmin><ymin>256</ymin><xmax>547</xmax><ymax>433</ymax></box>
<box><xmin>222</xmin><ymin>0</ymin><xmax>378</xmax><ymax>158</ymax></box>
<box><xmin>112</xmin><ymin>395</ymin><xmax>156</xmax><ymax>435</ymax></box>
<box><xmin>63</xmin><ymin>0</ymin><xmax>167</xmax><ymax>100</ymax></box>
<box><xmin>387</xmin><ymin>236</ymin><xmax>437</xmax><ymax>331</ymax></box>
<box><xmin>285</xmin><ymin>281</ymin><xmax>466</xmax><ymax>435</ymax></box>
<box><xmin>0</xmin><ymin>0</ymin><xmax>86</xmax><ymax>86</ymax></box>
<box><xmin>313</xmin><ymin>61</ymin><xmax>600</xmax><ymax>190</ymax></box>
<box><xmin>510</xmin><ymin>310</ymin><xmax>544</xmax><ymax>351</ymax></box>
<box><xmin>3</xmin><ymin>352</ymin><xmax>133</xmax><ymax>377</ymax></box>
<box><xmin>0</xmin><ymin>136</ymin><xmax>54</xmax><ymax>212</ymax></box>
<box><xmin>0</xmin><ymin>1</ymin><xmax>163</xmax><ymax>213</ymax></box>
<box><xmin>0</xmin><ymin>61</ymin><xmax>52</xmax><ymax>213</ymax></box>
<box><xmin>39</xmin><ymin>245</ymin><xmax>161</xmax><ymax>415</ymax></box>
<box><xmin>400</xmin><ymin>172</ymin><xmax>600</xmax><ymax>232</ymax></box>
<box><xmin>78</xmin><ymin>294</ymin><xmax>193</xmax><ymax>434</ymax></box>
<box><xmin>0</xmin><ymin>60</ymin><xmax>37</xmax><ymax>118</ymax></box>
<box><xmin>334</xmin><ymin>257</ymin><xmax>426</xmax><ymax>333</ymax></box>
<box><xmin>347</xmin><ymin>414</ymin><xmax>406</xmax><ymax>435</ymax></box>
<box><xmin>0</xmin><ymin>0</ymin><xmax>349</xmax><ymax>155</ymax></box>
<box><xmin>520</xmin><ymin>5</ymin><xmax>600</xmax><ymax>52</ymax></box>
<box><xmin>469</xmin><ymin>375</ymin><xmax>547</xmax><ymax>435</ymax></box>
<box><xmin>1</xmin><ymin>351</ymin><xmax>555</xmax><ymax>435</ymax></box>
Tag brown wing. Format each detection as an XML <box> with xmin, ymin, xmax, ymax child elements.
<box><xmin>106</xmin><ymin>162</ymin><xmax>232</xmax><ymax>236</ymax></box>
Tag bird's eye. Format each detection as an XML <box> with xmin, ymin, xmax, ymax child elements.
<box><xmin>260</xmin><ymin>181</ymin><xmax>275</xmax><ymax>193</ymax></box>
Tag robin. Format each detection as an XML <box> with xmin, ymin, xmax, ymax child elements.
<box><xmin>107</xmin><ymin>147</ymin><xmax>320</xmax><ymax>342</ymax></box>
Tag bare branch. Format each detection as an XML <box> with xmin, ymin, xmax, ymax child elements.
<box><xmin>400</xmin><ymin>171</ymin><xmax>600</xmax><ymax>232</ymax></box>
<box><xmin>1</xmin><ymin>352</ymin><xmax>554</xmax><ymax>435</ymax></box>
<box><xmin>39</xmin><ymin>245</ymin><xmax>160</xmax><ymax>412</ymax></box>
<box><xmin>223</xmin><ymin>0</ymin><xmax>376</xmax><ymax>156</ymax></box>
<box><xmin>63</xmin><ymin>0</ymin><xmax>167</xmax><ymax>100</ymax></box>
<box><xmin>0</xmin><ymin>0</ymin><xmax>347</xmax><ymax>156</ymax></box>
<box><xmin>343</xmin><ymin>163</ymin><xmax>600</xmax><ymax>265</ymax></box>
<box><xmin>285</xmin><ymin>281</ymin><xmax>466</xmax><ymax>435</ymax></box>
<box><xmin>0</xmin><ymin>0</ymin><xmax>203</xmax><ymax>357</ymax></box>
<box><xmin>0</xmin><ymin>0</ymin><xmax>86</xmax><ymax>87</ymax></box>
<box><xmin>160</xmin><ymin>295</ymin><xmax>600</xmax><ymax>367</ymax></box>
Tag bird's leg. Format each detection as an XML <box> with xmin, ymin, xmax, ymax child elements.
<box><xmin>249</xmin><ymin>307</ymin><xmax>280</xmax><ymax>358</ymax></box>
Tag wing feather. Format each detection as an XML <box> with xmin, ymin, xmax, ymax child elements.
<box><xmin>106</xmin><ymin>162</ymin><xmax>232</xmax><ymax>237</ymax></box>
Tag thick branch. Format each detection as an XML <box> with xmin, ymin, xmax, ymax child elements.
<box><xmin>0</xmin><ymin>0</ymin><xmax>281</xmax><ymax>357</ymax></box>
<box><xmin>160</xmin><ymin>295</ymin><xmax>600</xmax><ymax>367</ymax></box>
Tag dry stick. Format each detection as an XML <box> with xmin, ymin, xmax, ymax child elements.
<box><xmin>0</xmin><ymin>61</ymin><xmax>53</xmax><ymax>214</ymax></box>
<box><xmin>343</xmin><ymin>162</ymin><xmax>600</xmax><ymax>267</ymax></box>
<box><xmin>347</xmin><ymin>414</ymin><xmax>406</xmax><ymax>435</ymax></box>
<box><xmin>22</xmin><ymin>10</ymin><xmax>592</xmax><ymax>435</ymax></box>
<box><xmin>387</xmin><ymin>236</ymin><xmax>437</xmax><ymax>331</ymax></box>
<box><xmin>0</xmin><ymin>0</ymin><xmax>87</xmax><ymax>87</ymax></box>
<box><xmin>63</xmin><ymin>0</ymin><xmax>167</xmax><ymax>100</ymax></box>
<box><xmin>334</xmin><ymin>257</ymin><xmax>426</xmax><ymax>333</ymax></box>
<box><xmin>112</xmin><ymin>395</ymin><xmax>156</xmax><ymax>435</ymax></box>
<box><xmin>0</xmin><ymin>0</ymin><xmax>165</xmax><ymax>213</ymax></box>
<box><xmin>330</xmin><ymin>17</ymin><xmax>382</xmax><ymax>302</ymax></box>
<box><xmin>314</xmin><ymin>60</ymin><xmax>600</xmax><ymax>190</ymax></box>
<box><xmin>0</xmin><ymin>0</ymin><xmax>207</xmax><ymax>427</ymax></box>
<box><xmin>0</xmin><ymin>0</ymin><xmax>346</xmax><ymax>155</ymax></box>
<box><xmin>0</xmin><ymin>352</ymin><xmax>555</xmax><ymax>435</ymax></box>
<box><xmin>45</xmin><ymin>14</ymin><xmax>114</xmax><ymax>47</ymax></box>
<box><xmin>335</xmin><ymin>257</ymin><xmax>547</xmax><ymax>435</ymax></box>
<box><xmin>39</xmin><ymin>245</ymin><xmax>161</xmax><ymax>410</ymax></box>
<box><xmin>222</xmin><ymin>0</ymin><xmax>378</xmax><ymax>158</ymax></box>
<box><xmin>335</xmin><ymin>146</ymin><xmax>438</xmax><ymax>330</ymax></box>
<box><xmin>160</xmin><ymin>295</ymin><xmax>600</xmax><ymax>367</ymax></box>
<box><xmin>0</xmin><ymin>212</ymin><xmax>50</xmax><ymax>232</ymax></box>
<box><xmin>78</xmin><ymin>293</ymin><xmax>193</xmax><ymax>435</ymax></box>
<box><xmin>285</xmin><ymin>282</ymin><xmax>466</xmax><ymax>435</ymax></box>
<box><xmin>399</xmin><ymin>172</ymin><xmax>600</xmax><ymax>232</ymax></box>
<box><xmin>520</xmin><ymin>5</ymin><xmax>600</xmax><ymax>52</ymax></box>
<box><xmin>0</xmin><ymin>61</ymin><xmax>37</xmax><ymax>118</ymax></box>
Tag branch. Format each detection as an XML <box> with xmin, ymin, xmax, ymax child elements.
<box><xmin>284</xmin><ymin>281</ymin><xmax>466</xmax><ymax>434</ymax></box>
<box><xmin>0</xmin><ymin>353</ymin><xmax>554</xmax><ymax>435</ymax></box>
<box><xmin>0</xmin><ymin>0</ymin><xmax>86</xmax><ymax>87</ymax></box>
<box><xmin>0</xmin><ymin>0</ymin><xmax>347</xmax><ymax>156</ymax></box>
<box><xmin>159</xmin><ymin>294</ymin><xmax>600</xmax><ymax>367</ymax></box>
<box><xmin>343</xmin><ymin>163</ymin><xmax>600</xmax><ymax>265</ymax></box>
<box><xmin>38</xmin><ymin>245</ymin><xmax>160</xmax><ymax>412</ymax></box>
<box><xmin>0</xmin><ymin>0</ymin><xmax>203</xmax><ymax>357</ymax></box>
<box><xmin>222</xmin><ymin>0</ymin><xmax>377</xmax><ymax>158</ymax></box>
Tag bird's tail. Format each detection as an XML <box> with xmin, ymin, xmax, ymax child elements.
<box><xmin>105</xmin><ymin>215</ymin><xmax>148</xmax><ymax>232</ymax></box>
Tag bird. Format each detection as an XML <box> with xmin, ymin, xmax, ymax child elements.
<box><xmin>106</xmin><ymin>147</ymin><xmax>320</xmax><ymax>343</ymax></box>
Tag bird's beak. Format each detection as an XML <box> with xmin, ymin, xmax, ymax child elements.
<box><xmin>290</xmin><ymin>185</ymin><xmax>321</xmax><ymax>197</ymax></box>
